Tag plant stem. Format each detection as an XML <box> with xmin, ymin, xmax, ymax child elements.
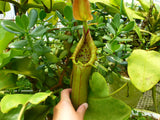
<box><xmin>109</xmin><ymin>82</ymin><xmax>128</xmax><ymax>96</ymax></box>
<box><xmin>50</xmin><ymin>56</ymin><xmax>70</xmax><ymax>90</ymax></box>
<box><xmin>52</xmin><ymin>88</ymin><xmax>62</xmax><ymax>94</ymax></box>
<box><xmin>18</xmin><ymin>102</ymin><xmax>29</xmax><ymax>120</ymax></box>
<box><xmin>83</xmin><ymin>21</ymin><xmax>88</xmax><ymax>33</ymax></box>
<box><xmin>25</xmin><ymin>3</ymin><xmax>43</xmax><ymax>9</ymax></box>
<box><xmin>50</xmin><ymin>0</ymin><xmax>52</xmax><ymax>11</ymax></box>
<box><xmin>140</xmin><ymin>29</ymin><xmax>153</xmax><ymax>35</ymax></box>
<box><xmin>50</xmin><ymin>69</ymin><xmax>65</xmax><ymax>90</ymax></box>
<box><xmin>89</xmin><ymin>82</ymin><xmax>128</xmax><ymax>100</ymax></box>
<box><xmin>26</xmin><ymin>34</ymin><xmax>33</xmax><ymax>51</ymax></box>
<box><xmin>152</xmin><ymin>86</ymin><xmax>158</xmax><ymax>113</ymax></box>
<box><xmin>131</xmin><ymin>0</ymin><xmax>134</xmax><ymax>9</ymax></box>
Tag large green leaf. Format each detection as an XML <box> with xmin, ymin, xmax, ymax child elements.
<box><xmin>150</xmin><ymin>34</ymin><xmax>160</xmax><ymax>46</ymax></box>
<box><xmin>109</xmin><ymin>72</ymin><xmax>142</xmax><ymax>108</ymax></box>
<box><xmin>109</xmin><ymin>0</ymin><xmax>121</xmax><ymax>6</ymax></box>
<box><xmin>56</xmin><ymin>10</ymin><xmax>68</xmax><ymax>26</ymax></box>
<box><xmin>0</xmin><ymin>51</ymin><xmax>13</xmax><ymax>68</ymax></box>
<box><xmin>64</xmin><ymin>5</ymin><xmax>73</xmax><ymax>22</ymax></box>
<box><xmin>85</xmin><ymin>97</ymin><xmax>131</xmax><ymax>120</ymax></box>
<box><xmin>112</xmin><ymin>13</ymin><xmax>121</xmax><ymax>29</ymax></box>
<box><xmin>89</xmin><ymin>0</ymin><xmax>144</xmax><ymax>20</ymax></box>
<box><xmin>24</xmin><ymin>105</ymin><xmax>49</xmax><ymax>120</ymax></box>
<box><xmin>137</xmin><ymin>0</ymin><xmax>150</xmax><ymax>12</ymax></box>
<box><xmin>28</xmin><ymin>9</ymin><xmax>38</xmax><ymax>29</ymax></box>
<box><xmin>1</xmin><ymin>95</ymin><xmax>32</xmax><ymax>113</ymax></box>
<box><xmin>28</xmin><ymin>92</ymin><xmax>52</xmax><ymax>104</ymax></box>
<box><xmin>20</xmin><ymin>0</ymin><xmax>29</xmax><ymax>4</ymax></box>
<box><xmin>94</xmin><ymin>41</ymin><xmax>105</xmax><ymax>48</ymax></box>
<box><xmin>0</xmin><ymin>56</ymin><xmax>45</xmax><ymax>90</ymax></box>
<box><xmin>2</xmin><ymin>57</ymin><xmax>45</xmax><ymax>81</ymax></box>
<box><xmin>39</xmin><ymin>10</ymin><xmax>47</xmax><ymax>21</ymax></box>
<box><xmin>84</xmin><ymin>72</ymin><xmax>131</xmax><ymax>120</ymax></box>
<box><xmin>41</xmin><ymin>0</ymin><xmax>54</xmax><ymax>10</ymax></box>
<box><xmin>45</xmin><ymin>11</ymin><xmax>58</xmax><ymax>25</ymax></box>
<box><xmin>44</xmin><ymin>53</ymin><xmax>59</xmax><ymax>64</ymax></box>
<box><xmin>0</xmin><ymin>1</ymin><xmax>10</xmax><ymax>13</ymax></box>
<box><xmin>30</xmin><ymin>25</ymin><xmax>48</xmax><ymax>37</ymax></box>
<box><xmin>128</xmin><ymin>8</ymin><xmax>145</xmax><ymax>20</ymax></box>
<box><xmin>107</xmin><ymin>23</ymin><xmax>116</xmax><ymax>35</ymax></box>
<box><xmin>9</xmin><ymin>40</ymin><xmax>28</xmax><ymax>49</ymax></box>
<box><xmin>0</xmin><ymin>105</ymin><xmax>22</xmax><ymax>120</ymax></box>
<box><xmin>128</xmin><ymin>49</ymin><xmax>160</xmax><ymax>92</ymax></box>
<box><xmin>1</xmin><ymin>20</ymin><xmax>25</xmax><ymax>34</ymax></box>
<box><xmin>16</xmin><ymin>15</ymin><xmax>29</xmax><ymax>30</ymax></box>
<box><xmin>52</xmin><ymin>1</ymin><xmax>66</xmax><ymax>14</ymax></box>
<box><xmin>0</xmin><ymin>71</ymin><xmax>17</xmax><ymax>90</ymax></box>
<box><xmin>0</xmin><ymin>23</ymin><xmax>15</xmax><ymax>54</ymax></box>
<box><xmin>89</xmin><ymin>72</ymin><xmax>109</xmax><ymax>98</ymax></box>
<box><xmin>122</xmin><ymin>21</ymin><xmax>135</xmax><ymax>32</ymax></box>
<box><xmin>0</xmin><ymin>92</ymin><xmax>52</xmax><ymax>113</ymax></box>
<box><xmin>91</xmin><ymin>1</ymin><xmax>120</xmax><ymax>15</ymax></box>
<box><xmin>0</xmin><ymin>49</ymin><xmax>24</xmax><ymax>68</ymax></box>
<box><xmin>0</xmin><ymin>104</ymin><xmax>49</xmax><ymax>120</ymax></box>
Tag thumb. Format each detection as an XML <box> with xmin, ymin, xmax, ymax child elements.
<box><xmin>76</xmin><ymin>103</ymin><xmax>88</xmax><ymax>119</ymax></box>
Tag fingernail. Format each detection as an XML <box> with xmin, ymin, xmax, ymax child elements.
<box><xmin>83</xmin><ymin>103</ymin><xmax>88</xmax><ymax>109</ymax></box>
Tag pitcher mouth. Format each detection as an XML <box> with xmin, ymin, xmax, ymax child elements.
<box><xmin>70</xmin><ymin>28</ymin><xmax>97</xmax><ymax>67</ymax></box>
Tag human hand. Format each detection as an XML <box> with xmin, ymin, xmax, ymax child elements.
<box><xmin>53</xmin><ymin>88</ymin><xmax>88</xmax><ymax>120</ymax></box>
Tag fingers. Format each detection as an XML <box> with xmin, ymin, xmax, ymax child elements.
<box><xmin>54</xmin><ymin>88</ymin><xmax>72</xmax><ymax>114</ymax></box>
<box><xmin>60</xmin><ymin>88</ymin><xmax>72</xmax><ymax>103</ymax></box>
<box><xmin>76</xmin><ymin>103</ymin><xmax>88</xmax><ymax>119</ymax></box>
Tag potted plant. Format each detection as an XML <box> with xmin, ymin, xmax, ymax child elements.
<box><xmin>130</xmin><ymin>109</ymin><xmax>160</xmax><ymax>120</ymax></box>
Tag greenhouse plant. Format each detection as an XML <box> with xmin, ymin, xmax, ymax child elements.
<box><xmin>0</xmin><ymin>0</ymin><xmax>160</xmax><ymax>120</ymax></box>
